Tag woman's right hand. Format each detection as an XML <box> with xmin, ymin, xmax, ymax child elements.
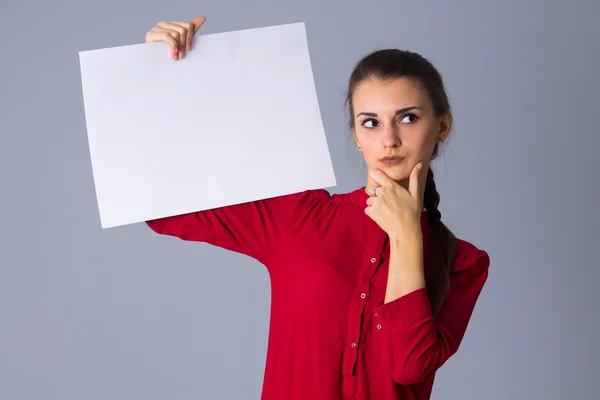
<box><xmin>145</xmin><ymin>16</ymin><xmax>207</xmax><ymax>61</ymax></box>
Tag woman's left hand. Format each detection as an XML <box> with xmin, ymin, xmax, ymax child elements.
<box><xmin>365</xmin><ymin>161</ymin><xmax>426</xmax><ymax>241</ymax></box>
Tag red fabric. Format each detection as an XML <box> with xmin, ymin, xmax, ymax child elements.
<box><xmin>146</xmin><ymin>188</ymin><xmax>490</xmax><ymax>400</ymax></box>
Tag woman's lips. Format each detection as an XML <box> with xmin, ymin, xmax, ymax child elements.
<box><xmin>379</xmin><ymin>156</ymin><xmax>406</xmax><ymax>165</ymax></box>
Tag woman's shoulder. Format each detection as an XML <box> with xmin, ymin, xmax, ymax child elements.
<box><xmin>268</xmin><ymin>188</ymin><xmax>364</xmax><ymax>228</ymax></box>
<box><xmin>279</xmin><ymin>187</ymin><xmax>362</xmax><ymax>207</ymax></box>
<box><xmin>452</xmin><ymin>237</ymin><xmax>491</xmax><ymax>274</ymax></box>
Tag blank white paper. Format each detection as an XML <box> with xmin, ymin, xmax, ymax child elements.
<box><xmin>78</xmin><ymin>22</ymin><xmax>336</xmax><ymax>229</ymax></box>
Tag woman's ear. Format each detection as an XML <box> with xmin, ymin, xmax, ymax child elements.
<box><xmin>438</xmin><ymin>111</ymin><xmax>453</xmax><ymax>141</ymax></box>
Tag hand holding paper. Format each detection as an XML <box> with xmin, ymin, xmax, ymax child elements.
<box><xmin>145</xmin><ymin>15</ymin><xmax>207</xmax><ymax>60</ymax></box>
<box><xmin>78</xmin><ymin>20</ymin><xmax>336</xmax><ymax>229</ymax></box>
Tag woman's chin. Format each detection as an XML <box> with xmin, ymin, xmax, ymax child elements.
<box><xmin>380</xmin><ymin>165</ymin><xmax>409</xmax><ymax>182</ymax></box>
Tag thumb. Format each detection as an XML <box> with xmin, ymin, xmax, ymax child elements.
<box><xmin>408</xmin><ymin>162</ymin><xmax>423</xmax><ymax>201</ymax></box>
<box><xmin>191</xmin><ymin>16</ymin><xmax>207</xmax><ymax>35</ymax></box>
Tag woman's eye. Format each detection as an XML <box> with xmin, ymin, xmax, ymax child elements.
<box><xmin>400</xmin><ymin>113</ymin><xmax>420</xmax><ymax>124</ymax></box>
<box><xmin>361</xmin><ymin>118</ymin><xmax>379</xmax><ymax>128</ymax></box>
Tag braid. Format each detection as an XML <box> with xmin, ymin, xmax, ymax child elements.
<box><xmin>424</xmin><ymin>168</ymin><xmax>441</xmax><ymax>224</ymax></box>
<box><xmin>423</xmin><ymin>166</ymin><xmax>457</xmax><ymax>314</ymax></box>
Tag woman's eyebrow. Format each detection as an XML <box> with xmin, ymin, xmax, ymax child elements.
<box><xmin>356</xmin><ymin>106</ymin><xmax>422</xmax><ymax>118</ymax></box>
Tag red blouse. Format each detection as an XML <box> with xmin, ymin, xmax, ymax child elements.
<box><xmin>146</xmin><ymin>187</ymin><xmax>490</xmax><ymax>400</ymax></box>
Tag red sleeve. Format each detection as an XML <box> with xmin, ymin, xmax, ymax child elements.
<box><xmin>145</xmin><ymin>190</ymin><xmax>313</xmax><ymax>264</ymax></box>
<box><xmin>372</xmin><ymin>242</ymin><xmax>490</xmax><ymax>385</ymax></box>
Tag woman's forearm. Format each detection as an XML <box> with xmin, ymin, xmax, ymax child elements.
<box><xmin>385</xmin><ymin>232</ymin><xmax>426</xmax><ymax>304</ymax></box>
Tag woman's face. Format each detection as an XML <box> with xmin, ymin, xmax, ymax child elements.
<box><xmin>352</xmin><ymin>77</ymin><xmax>452</xmax><ymax>185</ymax></box>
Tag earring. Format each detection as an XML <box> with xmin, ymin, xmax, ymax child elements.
<box><xmin>357</xmin><ymin>145</ymin><xmax>362</xmax><ymax>151</ymax></box>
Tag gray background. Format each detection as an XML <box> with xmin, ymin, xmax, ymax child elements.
<box><xmin>1</xmin><ymin>0</ymin><xmax>598</xmax><ymax>399</ymax></box>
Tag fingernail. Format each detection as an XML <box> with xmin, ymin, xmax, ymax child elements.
<box><xmin>186</xmin><ymin>44</ymin><xmax>191</xmax><ymax>50</ymax></box>
<box><xmin>418</xmin><ymin>163</ymin><xmax>422</xmax><ymax>170</ymax></box>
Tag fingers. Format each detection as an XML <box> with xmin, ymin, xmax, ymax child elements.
<box><xmin>169</xmin><ymin>21</ymin><xmax>195</xmax><ymax>51</ymax></box>
<box><xmin>368</xmin><ymin>169</ymin><xmax>394</xmax><ymax>187</ymax></box>
<box><xmin>145</xmin><ymin>16</ymin><xmax>206</xmax><ymax>61</ymax></box>
<box><xmin>168</xmin><ymin>16</ymin><xmax>206</xmax><ymax>55</ymax></box>
<box><xmin>157</xmin><ymin>21</ymin><xmax>189</xmax><ymax>58</ymax></box>
<box><xmin>366</xmin><ymin>185</ymin><xmax>379</xmax><ymax>198</ymax></box>
<box><xmin>145</xmin><ymin>28</ymin><xmax>178</xmax><ymax>59</ymax></box>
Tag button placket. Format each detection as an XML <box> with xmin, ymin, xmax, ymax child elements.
<box><xmin>342</xmin><ymin>234</ymin><xmax>387</xmax><ymax>386</ymax></box>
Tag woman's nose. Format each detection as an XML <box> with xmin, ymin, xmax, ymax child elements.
<box><xmin>382</xmin><ymin>124</ymin><xmax>401</xmax><ymax>148</ymax></box>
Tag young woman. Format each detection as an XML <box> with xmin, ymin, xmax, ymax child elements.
<box><xmin>144</xmin><ymin>15</ymin><xmax>490</xmax><ymax>400</ymax></box>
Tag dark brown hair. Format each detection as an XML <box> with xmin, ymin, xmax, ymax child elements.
<box><xmin>344</xmin><ymin>49</ymin><xmax>458</xmax><ymax>314</ymax></box>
